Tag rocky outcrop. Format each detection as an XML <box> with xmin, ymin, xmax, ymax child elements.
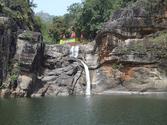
<box><xmin>12</xmin><ymin>31</ymin><xmax>44</xmax><ymax>97</ymax></box>
<box><xmin>94</xmin><ymin>0</ymin><xmax>167</xmax><ymax>56</ymax></box>
<box><xmin>91</xmin><ymin>0</ymin><xmax>167</xmax><ymax>94</ymax></box>
<box><xmin>0</xmin><ymin>0</ymin><xmax>44</xmax><ymax>96</ymax></box>
<box><xmin>0</xmin><ymin>30</ymin><xmax>44</xmax><ymax>97</ymax></box>
<box><xmin>96</xmin><ymin>0</ymin><xmax>167</xmax><ymax>40</ymax></box>
<box><xmin>0</xmin><ymin>0</ymin><xmax>44</xmax><ymax>97</ymax></box>
<box><xmin>0</xmin><ymin>17</ymin><xmax>17</xmax><ymax>87</ymax></box>
<box><xmin>15</xmin><ymin>31</ymin><xmax>44</xmax><ymax>73</ymax></box>
<box><xmin>32</xmin><ymin>45</ymin><xmax>86</xmax><ymax>97</ymax></box>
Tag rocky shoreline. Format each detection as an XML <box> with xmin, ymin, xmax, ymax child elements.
<box><xmin>98</xmin><ymin>91</ymin><xmax>167</xmax><ymax>96</ymax></box>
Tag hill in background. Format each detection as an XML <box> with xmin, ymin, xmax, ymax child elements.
<box><xmin>35</xmin><ymin>11</ymin><xmax>54</xmax><ymax>22</ymax></box>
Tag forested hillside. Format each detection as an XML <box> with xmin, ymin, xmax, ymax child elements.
<box><xmin>36</xmin><ymin>0</ymin><xmax>137</xmax><ymax>43</ymax></box>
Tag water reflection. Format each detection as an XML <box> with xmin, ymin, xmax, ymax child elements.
<box><xmin>0</xmin><ymin>95</ymin><xmax>167</xmax><ymax>125</ymax></box>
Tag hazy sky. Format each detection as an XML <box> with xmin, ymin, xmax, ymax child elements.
<box><xmin>33</xmin><ymin>0</ymin><xmax>81</xmax><ymax>16</ymax></box>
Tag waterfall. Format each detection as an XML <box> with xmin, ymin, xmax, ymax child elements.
<box><xmin>70</xmin><ymin>46</ymin><xmax>79</xmax><ymax>58</ymax></box>
<box><xmin>79</xmin><ymin>60</ymin><xmax>91</xmax><ymax>96</ymax></box>
<box><xmin>70</xmin><ymin>45</ymin><xmax>91</xmax><ymax>96</ymax></box>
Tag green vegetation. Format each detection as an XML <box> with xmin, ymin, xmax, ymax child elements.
<box><xmin>37</xmin><ymin>0</ymin><xmax>136</xmax><ymax>44</ymax></box>
<box><xmin>35</xmin><ymin>16</ymin><xmax>52</xmax><ymax>43</ymax></box>
<box><xmin>0</xmin><ymin>0</ymin><xmax>39</xmax><ymax>31</ymax></box>
<box><xmin>9</xmin><ymin>62</ymin><xmax>20</xmax><ymax>88</ymax></box>
<box><xmin>148</xmin><ymin>32</ymin><xmax>167</xmax><ymax>59</ymax></box>
<box><xmin>18</xmin><ymin>31</ymin><xmax>41</xmax><ymax>42</ymax></box>
<box><xmin>49</xmin><ymin>16</ymin><xmax>67</xmax><ymax>43</ymax></box>
<box><xmin>118</xmin><ymin>31</ymin><xmax>167</xmax><ymax>59</ymax></box>
<box><xmin>120</xmin><ymin>42</ymin><xmax>147</xmax><ymax>55</ymax></box>
<box><xmin>151</xmin><ymin>32</ymin><xmax>167</xmax><ymax>44</ymax></box>
<box><xmin>112</xmin><ymin>63</ymin><xmax>124</xmax><ymax>70</ymax></box>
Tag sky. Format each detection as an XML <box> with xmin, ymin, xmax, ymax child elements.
<box><xmin>33</xmin><ymin>0</ymin><xmax>82</xmax><ymax>16</ymax></box>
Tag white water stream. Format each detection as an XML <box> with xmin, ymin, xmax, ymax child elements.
<box><xmin>70</xmin><ymin>46</ymin><xmax>79</xmax><ymax>58</ymax></box>
<box><xmin>79</xmin><ymin>60</ymin><xmax>91</xmax><ymax>96</ymax></box>
<box><xmin>70</xmin><ymin>45</ymin><xmax>91</xmax><ymax>96</ymax></box>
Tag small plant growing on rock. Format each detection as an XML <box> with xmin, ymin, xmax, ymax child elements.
<box><xmin>9</xmin><ymin>62</ymin><xmax>20</xmax><ymax>89</ymax></box>
<box><xmin>112</xmin><ymin>63</ymin><xmax>123</xmax><ymax>70</ymax></box>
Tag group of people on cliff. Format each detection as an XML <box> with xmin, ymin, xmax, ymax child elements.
<box><xmin>60</xmin><ymin>31</ymin><xmax>84</xmax><ymax>45</ymax></box>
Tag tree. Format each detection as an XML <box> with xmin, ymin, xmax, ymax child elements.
<box><xmin>48</xmin><ymin>3</ymin><xmax>83</xmax><ymax>43</ymax></box>
<box><xmin>46</xmin><ymin>0</ymin><xmax>138</xmax><ymax>43</ymax></box>
<box><xmin>49</xmin><ymin>16</ymin><xmax>66</xmax><ymax>43</ymax></box>
<box><xmin>76</xmin><ymin>0</ymin><xmax>137</xmax><ymax>40</ymax></box>
<box><xmin>77</xmin><ymin>0</ymin><xmax>114</xmax><ymax>39</ymax></box>
<box><xmin>35</xmin><ymin>16</ymin><xmax>52</xmax><ymax>43</ymax></box>
<box><xmin>66</xmin><ymin>3</ymin><xmax>83</xmax><ymax>37</ymax></box>
<box><xmin>0</xmin><ymin>0</ymin><xmax>39</xmax><ymax>31</ymax></box>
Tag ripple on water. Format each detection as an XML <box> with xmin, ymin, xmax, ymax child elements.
<box><xmin>0</xmin><ymin>95</ymin><xmax>167</xmax><ymax>125</ymax></box>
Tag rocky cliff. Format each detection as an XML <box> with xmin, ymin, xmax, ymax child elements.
<box><xmin>1</xmin><ymin>0</ymin><xmax>167</xmax><ymax>97</ymax></box>
<box><xmin>32</xmin><ymin>45</ymin><xmax>85</xmax><ymax>97</ymax></box>
<box><xmin>92</xmin><ymin>0</ymin><xmax>167</xmax><ymax>93</ymax></box>
<box><xmin>0</xmin><ymin>17</ymin><xmax>16</xmax><ymax>86</ymax></box>
<box><xmin>0</xmin><ymin>0</ymin><xmax>44</xmax><ymax>97</ymax></box>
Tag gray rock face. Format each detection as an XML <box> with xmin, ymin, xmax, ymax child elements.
<box><xmin>33</xmin><ymin>36</ymin><xmax>167</xmax><ymax>96</ymax></box>
<box><xmin>0</xmin><ymin>17</ymin><xmax>17</xmax><ymax>86</ymax></box>
<box><xmin>88</xmin><ymin>39</ymin><xmax>167</xmax><ymax>94</ymax></box>
<box><xmin>99</xmin><ymin>0</ymin><xmax>167</xmax><ymax>39</ymax></box>
<box><xmin>0</xmin><ymin>2</ymin><xmax>45</xmax><ymax>97</ymax></box>
<box><xmin>15</xmin><ymin>31</ymin><xmax>44</xmax><ymax>72</ymax></box>
<box><xmin>32</xmin><ymin>44</ymin><xmax>86</xmax><ymax>97</ymax></box>
<box><xmin>94</xmin><ymin>0</ymin><xmax>167</xmax><ymax>56</ymax></box>
<box><xmin>8</xmin><ymin>31</ymin><xmax>44</xmax><ymax>97</ymax></box>
<box><xmin>0</xmin><ymin>27</ymin><xmax>44</xmax><ymax>97</ymax></box>
<box><xmin>122</xmin><ymin>67</ymin><xmax>167</xmax><ymax>91</ymax></box>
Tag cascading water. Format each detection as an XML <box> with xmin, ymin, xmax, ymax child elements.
<box><xmin>70</xmin><ymin>45</ymin><xmax>91</xmax><ymax>96</ymax></box>
<box><xmin>79</xmin><ymin>60</ymin><xmax>91</xmax><ymax>96</ymax></box>
<box><xmin>70</xmin><ymin>46</ymin><xmax>79</xmax><ymax>58</ymax></box>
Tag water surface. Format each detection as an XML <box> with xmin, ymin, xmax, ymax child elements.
<box><xmin>0</xmin><ymin>95</ymin><xmax>167</xmax><ymax>125</ymax></box>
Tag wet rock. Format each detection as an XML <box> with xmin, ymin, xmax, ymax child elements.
<box><xmin>0</xmin><ymin>89</ymin><xmax>11</xmax><ymax>98</ymax></box>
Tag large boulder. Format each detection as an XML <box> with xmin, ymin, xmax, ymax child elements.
<box><xmin>11</xmin><ymin>75</ymin><xmax>33</xmax><ymax>97</ymax></box>
<box><xmin>15</xmin><ymin>31</ymin><xmax>44</xmax><ymax>72</ymax></box>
